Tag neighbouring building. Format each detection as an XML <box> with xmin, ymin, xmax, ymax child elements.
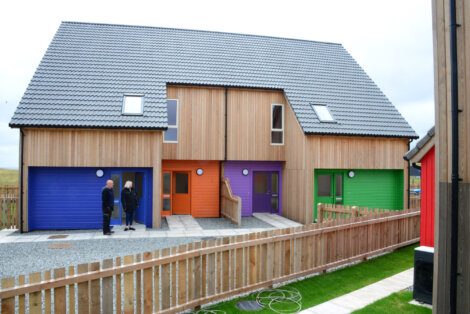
<box><xmin>405</xmin><ymin>127</ymin><xmax>435</xmax><ymax>247</ymax></box>
<box><xmin>9</xmin><ymin>22</ymin><xmax>417</xmax><ymax>231</ymax></box>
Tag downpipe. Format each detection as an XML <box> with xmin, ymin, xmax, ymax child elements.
<box><xmin>449</xmin><ymin>0</ymin><xmax>460</xmax><ymax>312</ymax></box>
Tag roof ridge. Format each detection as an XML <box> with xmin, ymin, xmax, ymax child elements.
<box><xmin>61</xmin><ymin>21</ymin><xmax>343</xmax><ymax>46</ymax></box>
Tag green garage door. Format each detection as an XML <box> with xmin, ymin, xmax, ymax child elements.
<box><xmin>314</xmin><ymin>169</ymin><xmax>404</xmax><ymax>220</ymax></box>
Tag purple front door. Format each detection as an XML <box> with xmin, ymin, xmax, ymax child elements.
<box><xmin>252</xmin><ymin>171</ymin><xmax>280</xmax><ymax>213</ymax></box>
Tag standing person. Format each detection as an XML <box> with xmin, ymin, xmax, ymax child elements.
<box><xmin>121</xmin><ymin>181</ymin><xmax>138</xmax><ymax>231</ymax></box>
<box><xmin>102</xmin><ymin>179</ymin><xmax>114</xmax><ymax>235</ymax></box>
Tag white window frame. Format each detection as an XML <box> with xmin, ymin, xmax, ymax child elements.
<box><xmin>271</xmin><ymin>103</ymin><xmax>285</xmax><ymax>145</ymax></box>
<box><xmin>164</xmin><ymin>99</ymin><xmax>179</xmax><ymax>143</ymax></box>
<box><xmin>312</xmin><ymin>104</ymin><xmax>335</xmax><ymax>122</ymax></box>
<box><xmin>122</xmin><ymin>94</ymin><xmax>144</xmax><ymax>115</ymax></box>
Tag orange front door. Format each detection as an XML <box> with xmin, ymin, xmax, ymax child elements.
<box><xmin>172</xmin><ymin>171</ymin><xmax>191</xmax><ymax>214</ymax></box>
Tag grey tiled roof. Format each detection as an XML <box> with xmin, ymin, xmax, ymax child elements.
<box><xmin>10</xmin><ymin>21</ymin><xmax>417</xmax><ymax>137</ymax></box>
<box><xmin>404</xmin><ymin>126</ymin><xmax>435</xmax><ymax>161</ymax></box>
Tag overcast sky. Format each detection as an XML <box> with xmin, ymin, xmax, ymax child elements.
<box><xmin>0</xmin><ymin>0</ymin><xmax>434</xmax><ymax>169</ymax></box>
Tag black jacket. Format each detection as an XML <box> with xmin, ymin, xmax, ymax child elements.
<box><xmin>102</xmin><ymin>187</ymin><xmax>114</xmax><ymax>211</ymax></box>
<box><xmin>121</xmin><ymin>188</ymin><xmax>138</xmax><ymax>212</ymax></box>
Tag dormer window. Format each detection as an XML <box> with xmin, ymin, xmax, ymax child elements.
<box><xmin>312</xmin><ymin>104</ymin><xmax>334</xmax><ymax>122</ymax></box>
<box><xmin>122</xmin><ymin>95</ymin><xmax>143</xmax><ymax>115</ymax></box>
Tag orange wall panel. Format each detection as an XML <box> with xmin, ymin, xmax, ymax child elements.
<box><xmin>163</xmin><ymin>160</ymin><xmax>220</xmax><ymax>217</ymax></box>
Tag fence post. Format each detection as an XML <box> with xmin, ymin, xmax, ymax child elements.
<box><xmin>318</xmin><ymin>203</ymin><xmax>323</xmax><ymax>223</ymax></box>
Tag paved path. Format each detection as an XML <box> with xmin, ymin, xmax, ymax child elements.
<box><xmin>301</xmin><ymin>268</ymin><xmax>414</xmax><ymax>313</ymax></box>
<box><xmin>253</xmin><ymin>213</ymin><xmax>303</xmax><ymax>228</ymax></box>
<box><xmin>0</xmin><ymin>214</ymin><xmax>300</xmax><ymax>243</ymax></box>
<box><xmin>166</xmin><ymin>215</ymin><xmax>203</xmax><ymax>231</ymax></box>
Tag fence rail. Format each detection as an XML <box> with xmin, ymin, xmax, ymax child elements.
<box><xmin>0</xmin><ymin>207</ymin><xmax>420</xmax><ymax>314</ymax></box>
<box><xmin>220</xmin><ymin>178</ymin><xmax>242</xmax><ymax>226</ymax></box>
<box><xmin>0</xmin><ymin>186</ymin><xmax>18</xmax><ymax>230</ymax></box>
<box><xmin>317</xmin><ymin>203</ymin><xmax>397</xmax><ymax>223</ymax></box>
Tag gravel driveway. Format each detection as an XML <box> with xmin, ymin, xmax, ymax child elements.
<box><xmin>0</xmin><ymin>237</ymin><xmax>200</xmax><ymax>279</ymax></box>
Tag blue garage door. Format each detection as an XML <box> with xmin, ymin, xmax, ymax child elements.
<box><xmin>28</xmin><ymin>167</ymin><xmax>152</xmax><ymax>230</ymax></box>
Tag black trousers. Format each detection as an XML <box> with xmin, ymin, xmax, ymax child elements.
<box><xmin>102</xmin><ymin>208</ymin><xmax>111</xmax><ymax>234</ymax></box>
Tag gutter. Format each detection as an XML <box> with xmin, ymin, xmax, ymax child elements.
<box><xmin>449</xmin><ymin>0</ymin><xmax>461</xmax><ymax>312</ymax></box>
<box><xmin>407</xmin><ymin>139</ymin><xmax>412</xmax><ymax>209</ymax></box>
<box><xmin>19</xmin><ymin>129</ymin><xmax>24</xmax><ymax>233</ymax></box>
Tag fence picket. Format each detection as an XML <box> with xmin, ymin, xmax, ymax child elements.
<box><xmin>143</xmin><ymin>252</ymin><xmax>153</xmax><ymax>314</ymax></box>
<box><xmin>54</xmin><ymin>268</ymin><xmax>67</xmax><ymax>313</ymax></box>
<box><xmin>44</xmin><ymin>270</ymin><xmax>52</xmax><ymax>314</ymax></box>
<box><xmin>28</xmin><ymin>272</ymin><xmax>41</xmax><ymax>314</ymax></box>
<box><xmin>102</xmin><ymin>259</ymin><xmax>113</xmax><ymax>314</ymax></box>
<box><xmin>77</xmin><ymin>264</ymin><xmax>89</xmax><ymax>314</ymax></box>
<box><xmin>1</xmin><ymin>278</ymin><xmax>14</xmax><ymax>313</ymax></box>
<box><xmin>123</xmin><ymin>255</ymin><xmax>135</xmax><ymax>314</ymax></box>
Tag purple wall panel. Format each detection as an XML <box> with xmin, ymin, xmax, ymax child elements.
<box><xmin>223</xmin><ymin>161</ymin><xmax>283</xmax><ymax>216</ymax></box>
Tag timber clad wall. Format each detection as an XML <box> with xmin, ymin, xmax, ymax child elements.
<box><xmin>164</xmin><ymin>86</ymin><xmax>225</xmax><ymax>160</ymax></box>
<box><xmin>164</xmin><ymin>85</ymin><xmax>286</xmax><ymax>161</ymax></box>
<box><xmin>226</xmin><ymin>89</ymin><xmax>285</xmax><ymax>161</ymax></box>
<box><xmin>282</xmin><ymin>101</ymin><xmax>409</xmax><ymax>224</ymax></box>
<box><xmin>433</xmin><ymin>0</ymin><xmax>470</xmax><ymax>311</ymax></box>
<box><xmin>21</xmin><ymin>128</ymin><xmax>163</xmax><ymax>231</ymax></box>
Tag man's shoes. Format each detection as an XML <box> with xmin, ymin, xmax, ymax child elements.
<box><xmin>124</xmin><ymin>227</ymin><xmax>129</xmax><ymax>231</ymax></box>
<box><xmin>110</xmin><ymin>231</ymin><xmax>115</xmax><ymax>233</ymax></box>
<box><xmin>104</xmin><ymin>232</ymin><xmax>112</xmax><ymax>235</ymax></box>
<box><xmin>129</xmin><ymin>227</ymin><xmax>135</xmax><ymax>231</ymax></box>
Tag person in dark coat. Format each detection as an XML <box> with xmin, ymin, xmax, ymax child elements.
<box><xmin>121</xmin><ymin>181</ymin><xmax>138</xmax><ymax>231</ymax></box>
<box><xmin>102</xmin><ymin>179</ymin><xmax>114</xmax><ymax>235</ymax></box>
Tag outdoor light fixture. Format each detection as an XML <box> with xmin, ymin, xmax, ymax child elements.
<box><xmin>96</xmin><ymin>169</ymin><xmax>104</xmax><ymax>178</ymax></box>
<box><xmin>196</xmin><ymin>168</ymin><xmax>204</xmax><ymax>176</ymax></box>
<box><xmin>242</xmin><ymin>169</ymin><xmax>249</xmax><ymax>176</ymax></box>
<box><xmin>348</xmin><ymin>170</ymin><xmax>355</xmax><ymax>178</ymax></box>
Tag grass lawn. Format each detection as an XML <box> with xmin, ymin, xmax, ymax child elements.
<box><xmin>207</xmin><ymin>244</ymin><xmax>417</xmax><ymax>313</ymax></box>
<box><xmin>353</xmin><ymin>290</ymin><xmax>431</xmax><ymax>314</ymax></box>
<box><xmin>0</xmin><ymin>168</ymin><xmax>18</xmax><ymax>186</ymax></box>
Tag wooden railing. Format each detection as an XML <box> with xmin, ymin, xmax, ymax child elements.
<box><xmin>410</xmin><ymin>196</ymin><xmax>421</xmax><ymax>209</ymax></box>
<box><xmin>317</xmin><ymin>203</ymin><xmax>397</xmax><ymax>223</ymax></box>
<box><xmin>220</xmin><ymin>178</ymin><xmax>242</xmax><ymax>226</ymax></box>
<box><xmin>0</xmin><ymin>186</ymin><xmax>18</xmax><ymax>230</ymax></box>
<box><xmin>0</xmin><ymin>208</ymin><xmax>420</xmax><ymax>314</ymax></box>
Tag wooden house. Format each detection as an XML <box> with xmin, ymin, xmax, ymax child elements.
<box><xmin>9</xmin><ymin>22</ymin><xmax>417</xmax><ymax>231</ymax></box>
<box><xmin>405</xmin><ymin>127</ymin><xmax>435</xmax><ymax>247</ymax></box>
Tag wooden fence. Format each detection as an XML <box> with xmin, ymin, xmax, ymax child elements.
<box><xmin>410</xmin><ymin>196</ymin><xmax>421</xmax><ymax>209</ymax></box>
<box><xmin>220</xmin><ymin>178</ymin><xmax>242</xmax><ymax>226</ymax></box>
<box><xmin>0</xmin><ymin>208</ymin><xmax>420</xmax><ymax>314</ymax></box>
<box><xmin>0</xmin><ymin>186</ymin><xmax>18</xmax><ymax>230</ymax></box>
<box><xmin>317</xmin><ymin>203</ymin><xmax>397</xmax><ymax>223</ymax></box>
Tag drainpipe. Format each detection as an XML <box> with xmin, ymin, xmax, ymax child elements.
<box><xmin>407</xmin><ymin>139</ymin><xmax>412</xmax><ymax>209</ymax></box>
<box><xmin>19</xmin><ymin>129</ymin><xmax>24</xmax><ymax>233</ymax></box>
<box><xmin>224</xmin><ymin>88</ymin><xmax>228</xmax><ymax>161</ymax></box>
<box><xmin>449</xmin><ymin>0</ymin><xmax>460</xmax><ymax>312</ymax></box>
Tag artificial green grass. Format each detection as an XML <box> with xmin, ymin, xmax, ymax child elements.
<box><xmin>208</xmin><ymin>244</ymin><xmax>417</xmax><ymax>313</ymax></box>
<box><xmin>0</xmin><ymin>168</ymin><xmax>18</xmax><ymax>186</ymax></box>
<box><xmin>352</xmin><ymin>290</ymin><xmax>431</xmax><ymax>314</ymax></box>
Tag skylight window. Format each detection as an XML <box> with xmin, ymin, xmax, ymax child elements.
<box><xmin>312</xmin><ymin>105</ymin><xmax>334</xmax><ymax>122</ymax></box>
<box><xmin>122</xmin><ymin>95</ymin><xmax>143</xmax><ymax>115</ymax></box>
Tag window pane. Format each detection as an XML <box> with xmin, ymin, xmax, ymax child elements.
<box><xmin>335</xmin><ymin>174</ymin><xmax>343</xmax><ymax>197</ymax></box>
<box><xmin>318</xmin><ymin>175</ymin><xmax>332</xmax><ymax>197</ymax></box>
<box><xmin>271</xmin><ymin>197</ymin><xmax>279</xmax><ymax>211</ymax></box>
<box><xmin>175</xmin><ymin>173</ymin><xmax>189</xmax><ymax>194</ymax></box>
<box><xmin>271</xmin><ymin>131</ymin><xmax>283</xmax><ymax>144</ymax></box>
<box><xmin>111</xmin><ymin>174</ymin><xmax>120</xmax><ymax>199</ymax></box>
<box><xmin>313</xmin><ymin>105</ymin><xmax>334</xmax><ymax>122</ymax></box>
<box><xmin>254</xmin><ymin>173</ymin><xmax>268</xmax><ymax>194</ymax></box>
<box><xmin>272</xmin><ymin>105</ymin><xmax>283</xmax><ymax>129</ymax></box>
<box><xmin>164</xmin><ymin>127</ymin><xmax>178</xmax><ymax>142</ymax></box>
<box><xmin>123</xmin><ymin>96</ymin><xmax>143</xmax><ymax>114</ymax></box>
<box><xmin>163</xmin><ymin>198</ymin><xmax>171</xmax><ymax>210</ymax></box>
<box><xmin>163</xmin><ymin>172</ymin><xmax>171</xmax><ymax>194</ymax></box>
<box><xmin>167</xmin><ymin>100</ymin><xmax>178</xmax><ymax>126</ymax></box>
<box><xmin>271</xmin><ymin>173</ymin><xmax>279</xmax><ymax>194</ymax></box>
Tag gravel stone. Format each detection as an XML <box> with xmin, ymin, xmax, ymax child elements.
<box><xmin>0</xmin><ymin>237</ymin><xmax>199</xmax><ymax>279</ymax></box>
